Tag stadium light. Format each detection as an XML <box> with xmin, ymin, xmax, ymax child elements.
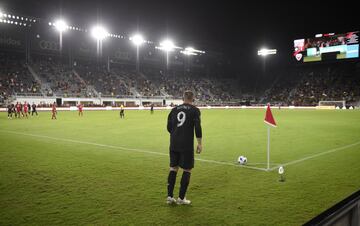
<box><xmin>0</xmin><ymin>10</ymin><xmax>3</xmax><ymax>18</ymax></box>
<box><xmin>257</xmin><ymin>48</ymin><xmax>277</xmax><ymax>56</ymax></box>
<box><xmin>54</xmin><ymin>19</ymin><xmax>68</xmax><ymax>32</ymax></box>
<box><xmin>91</xmin><ymin>25</ymin><xmax>109</xmax><ymax>41</ymax></box>
<box><xmin>181</xmin><ymin>47</ymin><xmax>205</xmax><ymax>56</ymax></box>
<box><xmin>130</xmin><ymin>34</ymin><xmax>145</xmax><ymax>46</ymax></box>
<box><xmin>130</xmin><ymin>34</ymin><xmax>145</xmax><ymax>72</ymax></box>
<box><xmin>155</xmin><ymin>39</ymin><xmax>177</xmax><ymax>75</ymax></box>
<box><xmin>158</xmin><ymin>39</ymin><xmax>175</xmax><ymax>52</ymax></box>
<box><xmin>182</xmin><ymin>47</ymin><xmax>197</xmax><ymax>56</ymax></box>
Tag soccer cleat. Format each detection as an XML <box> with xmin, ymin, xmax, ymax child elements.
<box><xmin>177</xmin><ymin>197</ymin><xmax>191</xmax><ymax>205</ymax></box>
<box><xmin>166</xmin><ymin>196</ymin><xmax>177</xmax><ymax>204</ymax></box>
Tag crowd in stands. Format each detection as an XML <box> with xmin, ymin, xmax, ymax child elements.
<box><xmin>0</xmin><ymin>53</ymin><xmax>41</xmax><ymax>101</ymax></box>
<box><xmin>143</xmin><ymin>68</ymin><xmax>236</xmax><ymax>102</ymax></box>
<box><xmin>75</xmin><ymin>63</ymin><xmax>131</xmax><ymax>97</ymax></box>
<box><xmin>1</xmin><ymin>52</ymin><xmax>360</xmax><ymax>107</ymax></box>
<box><xmin>263</xmin><ymin>63</ymin><xmax>360</xmax><ymax>106</ymax></box>
<box><xmin>32</xmin><ymin>57</ymin><xmax>89</xmax><ymax>97</ymax></box>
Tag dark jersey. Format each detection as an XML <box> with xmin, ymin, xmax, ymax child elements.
<box><xmin>167</xmin><ymin>103</ymin><xmax>202</xmax><ymax>153</ymax></box>
<box><xmin>32</xmin><ymin>104</ymin><xmax>36</xmax><ymax>111</ymax></box>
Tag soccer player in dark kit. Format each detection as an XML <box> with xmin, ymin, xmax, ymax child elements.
<box><xmin>7</xmin><ymin>104</ymin><xmax>13</xmax><ymax>119</ymax></box>
<box><xmin>166</xmin><ymin>90</ymin><xmax>202</xmax><ymax>205</ymax></box>
<box><xmin>119</xmin><ymin>104</ymin><xmax>125</xmax><ymax>119</ymax></box>
<box><xmin>150</xmin><ymin>103</ymin><xmax>154</xmax><ymax>114</ymax></box>
<box><xmin>31</xmin><ymin>103</ymin><xmax>38</xmax><ymax>116</ymax></box>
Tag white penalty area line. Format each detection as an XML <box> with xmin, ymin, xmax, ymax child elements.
<box><xmin>269</xmin><ymin>140</ymin><xmax>360</xmax><ymax>171</ymax></box>
<box><xmin>0</xmin><ymin>130</ymin><xmax>267</xmax><ymax>172</ymax></box>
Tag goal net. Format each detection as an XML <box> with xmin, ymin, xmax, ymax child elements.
<box><xmin>318</xmin><ymin>100</ymin><xmax>346</xmax><ymax>109</ymax></box>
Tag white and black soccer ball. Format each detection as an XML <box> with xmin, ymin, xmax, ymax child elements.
<box><xmin>238</xmin><ymin>156</ymin><xmax>247</xmax><ymax>165</ymax></box>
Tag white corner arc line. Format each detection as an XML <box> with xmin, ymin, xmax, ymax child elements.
<box><xmin>269</xmin><ymin>140</ymin><xmax>360</xmax><ymax>171</ymax></box>
<box><xmin>0</xmin><ymin>130</ymin><xmax>267</xmax><ymax>172</ymax></box>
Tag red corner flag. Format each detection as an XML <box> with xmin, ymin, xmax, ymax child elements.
<box><xmin>264</xmin><ymin>104</ymin><xmax>277</xmax><ymax>127</ymax></box>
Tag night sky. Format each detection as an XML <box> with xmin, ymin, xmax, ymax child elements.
<box><xmin>2</xmin><ymin>0</ymin><xmax>359</xmax><ymax>73</ymax></box>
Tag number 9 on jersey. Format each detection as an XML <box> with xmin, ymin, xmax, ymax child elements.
<box><xmin>177</xmin><ymin>111</ymin><xmax>186</xmax><ymax>127</ymax></box>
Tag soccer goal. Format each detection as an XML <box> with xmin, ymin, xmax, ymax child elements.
<box><xmin>318</xmin><ymin>100</ymin><xmax>346</xmax><ymax>109</ymax></box>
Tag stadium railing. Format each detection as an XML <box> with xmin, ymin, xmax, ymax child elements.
<box><xmin>14</xmin><ymin>93</ymin><xmax>44</xmax><ymax>97</ymax></box>
<box><xmin>303</xmin><ymin>189</ymin><xmax>360</xmax><ymax>226</ymax></box>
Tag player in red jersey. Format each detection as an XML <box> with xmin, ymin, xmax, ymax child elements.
<box><xmin>78</xmin><ymin>103</ymin><xmax>83</xmax><ymax>116</ymax></box>
<box><xmin>51</xmin><ymin>102</ymin><xmax>57</xmax><ymax>120</ymax></box>
<box><xmin>23</xmin><ymin>102</ymin><xmax>29</xmax><ymax>118</ymax></box>
<box><xmin>16</xmin><ymin>102</ymin><xmax>21</xmax><ymax>118</ymax></box>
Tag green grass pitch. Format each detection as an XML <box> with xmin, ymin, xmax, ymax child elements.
<box><xmin>1</xmin><ymin>109</ymin><xmax>360</xmax><ymax>225</ymax></box>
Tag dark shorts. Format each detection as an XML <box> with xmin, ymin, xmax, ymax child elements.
<box><xmin>170</xmin><ymin>151</ymin><xmax>194</xmax><ymax>170</ymax></box>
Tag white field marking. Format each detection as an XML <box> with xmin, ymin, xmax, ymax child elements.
<box><xmin>269</xmin><ymin>140</ymin><xmax>360</xmax><ymax>171</ymax></box>
<box><xmin>0</xmin><ymin>130</ymin><xmax>267</xmax><ymax>172</ymax></box>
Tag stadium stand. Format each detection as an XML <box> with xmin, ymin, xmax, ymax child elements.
<box><xmin>0</xmin><ymin>52</ymin><xmax>41</xmax><ymax>102</ymax></box>
<box><xmin>263</xmin><ymin>62</ymin><xmax>360</xmax><ymax>106</ymax></box>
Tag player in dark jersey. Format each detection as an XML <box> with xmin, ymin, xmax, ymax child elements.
<box><xmin>7</xmin><ymin>104</ymin><xmax>13</xmax><ymax>119</ymax></box>
<box><xmin>150</xmin><ymin>104</ymin><xmax>154</xmax><ymax>114</ymax></box>
<box><xmin>166</xmin><ymin>90</ymin><xmax>202</xmax><ymax>205</ymax></box>
<box><xmin>120</xmin><ymin>104</ymin><xmax>125</xmax><ymax>118</ymax></box>
<box><xmin>31</xmin><ymin>103</ymin><xmax>38</xmax><ymax>116</ymax></box>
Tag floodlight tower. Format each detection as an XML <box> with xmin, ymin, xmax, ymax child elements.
<box><xmin>158</xmin><ymin>39</ymin><xmax>175</xmax><ymax>75</ymax></box>
<box><xmin>130</xmin><ymin>34</ymin><xmax>145</xmax><ymax>73</ymax></box>
<box><xmin>181</xmin><ymin>47</ymin><xmax>205</xmax><ymax>76</ymax></box>
<box><xmin>257</xmin><ymin>48</ymin><xmax>277</xmax><ymax>70</ymax></box>
<box><xmin>91</xmin><ymin>25</ymin><xmax>109</xmax><ymax>58</ymax></box>
<box><xmin>181</xmin><ymin>47</ymin><xmax>196</xmax><ymax>75</ymax></box>
<box><xmin>255</xmin><ymin>48</ymin><xmax>277</xmax><ymax>93</ymax></box>
<box><xmin>54</xmin><ymin>19</ymin><xmax>68</xmax><ymax>53</ymax></box>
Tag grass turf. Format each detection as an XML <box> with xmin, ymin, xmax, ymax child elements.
<box><xmin>1</xmin><ymin>109</ymin><xmax>360</xmax><ymax>225</ymax></box>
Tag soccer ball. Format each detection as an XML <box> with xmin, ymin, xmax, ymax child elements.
<box><xmin>238</xmin><ymin>156</ymin><xmax>247</xmax><ymax>165</ymax></box>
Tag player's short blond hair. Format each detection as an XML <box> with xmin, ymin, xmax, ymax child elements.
<box><xmin>183</xmin><ymin>90</ymin><xmax>194</xmax><ymax>102</ymax></box>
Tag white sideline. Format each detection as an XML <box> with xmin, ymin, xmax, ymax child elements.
<box><xmin>0</xmin><ymin>130</ymin><xmax>267</xmax><ymax>172</ymax></box>
<box><xmin>269</xmin><ymin>140</ymin><xmax>360</xmax><ymax>171</ymax></box>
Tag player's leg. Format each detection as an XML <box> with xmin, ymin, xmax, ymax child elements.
<box><xmin>177</xmin><ymin>169</ymin><xmax>192</xmax><ymax>204</ymax></box>
<box><xmin>167</xmin><ymin>151</ymin><xmax>180</xmax><ymax>204</ymax></box>
<box><xmin>177</xmin><ymin>152</ymin><xmax>194</xmax><ymax>205</ymax></box>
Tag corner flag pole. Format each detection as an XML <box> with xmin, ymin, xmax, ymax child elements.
<box><xmin>264</xmin><ymin>104</ymin><xmax>277</xmax><ymax>171</ymax></box>
<box><xmin>267</xmin><ymin>126</ymin><xmax>270</xmax><ymax>170</ymax></box>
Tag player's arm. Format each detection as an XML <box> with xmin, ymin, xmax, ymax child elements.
<box><xmin>194</xmin><ymin>109</ymin><xmax>202</xmax><ymax>154</ymax></box>
<box><xmin>167</xmin><ymin>111</ymin><xmax>173</xmax><ymax>133</ymax></box>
